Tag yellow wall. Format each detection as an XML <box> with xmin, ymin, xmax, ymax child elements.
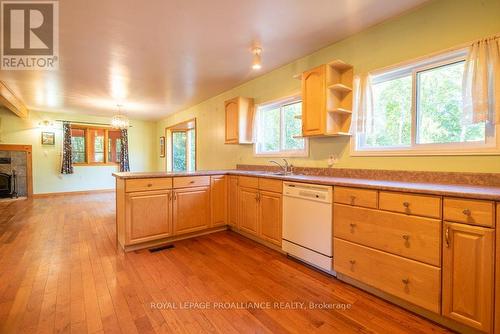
<box><xmin>156</xmin><ymin>0</ymin><xmax>500</xmax><ymax>173</ymax></box>
<box><xmin>0</xmin><ymin>108</ymin><xmax>156</xmax><ymax>194</ymax></box>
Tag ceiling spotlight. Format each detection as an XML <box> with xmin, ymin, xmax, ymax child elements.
<box><xmin>252</xmin><ymin>47</ymin><xmax>262</xmax><ymax>70</ymax></box>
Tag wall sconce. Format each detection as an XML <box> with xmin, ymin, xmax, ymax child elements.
<box><xmin>38</xmin><ymin>120</ymin><xmax>55</xmax><ymax>128</ymax></box>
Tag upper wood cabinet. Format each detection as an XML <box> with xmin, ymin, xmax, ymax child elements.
<box><xmin>302</xmin><ymin>65</ymin><xmax>326</xmax><ymax>136</ymax></box>
<box><xmin>228</xmin><ymin>176</ymin><xmax>239</xmax><ymax>227</ymax></box>
<box><xmin>442</xmin><ymin>222</ymin><xmax>494</xmax><ymax>332</ymax></box>
<box><xmin>210</xmin><ymin>175</ymin><xmax>227</xmax><ymax>227</ymax></box>
<box><xmin>173</xmin><ymin>186</ymin><xmax>210</xmax><ymax>235</ymax></box>
<box><xmin>125</xmin><ymin>190</ymin><xmax>172</xmax><ymax>245</ymax></box>
<box><xmin>224</xmin><ymin>97</ymin><xmax>254</xmax><ymax>144</ymax></box>
<box><xmin>300</xmin><ymin>60</ymin><xmax>353</xmax><ymax>137</ymax></box>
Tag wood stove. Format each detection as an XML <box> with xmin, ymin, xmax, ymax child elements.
<box><xmin>0</xmin><ymin>172</ymin><xmax>12</xmax><ymax>198</ymax></box>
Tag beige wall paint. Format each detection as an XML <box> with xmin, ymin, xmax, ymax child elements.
<box><xmin>0</xmin><ymin>108</ymin><xmax>156</xmax><ymax>194</ymax></box>
<box><xmin>156</xmin><ymin>0</ymin><xmax>500</xmax><ymax>173</ymax></box>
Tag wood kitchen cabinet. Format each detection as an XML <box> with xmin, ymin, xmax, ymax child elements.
<box><xmin>237</xmin><ymin>177</ymin><xmax>283</xmax><ymax>246</ymax></box>
<box><xmin>259</xmin><ymin>190</ymin><xmax>282</xmax><ymax>246</ymax></box>
<box><xmin>442</xmin><ymin>222</ymin><xmax>494</xmax><ymax>332</ymax></box>
<box><xmin>125</xmin><ymin>190</ymin><xmax>172</xmax><ymax>245</ymax></box>
<box><xmin>228</xmin><ymin>176</ymin><xmax>239</xmax><ymax>227</ymax></box>
<box><xmin>211</xmin><ymin>175</ymin><xmax>227</xmax><ymax>227</ymax></box>
<box><xmin>302</xmin><ymin>65</ymin><xmax>326</xmax><ymax>136</ymax></box>
<box><xmin>300</xmin><ymin>60</ymin><xmax>353</xmax><ymax>137</ymax></box>
<box><xmin>238</xmin><ymin>186</ymin><xmax>260</xmax><ymax>235</ymax></box>
<box><xmin>224</xmin><ymin>96</ymin><xmax>254</xmax><ymax>144</ymax></box>
<box><xmin>173</xmin><ymin>186</ymin><xmax>211</xmax><ymax>235</ymax></box>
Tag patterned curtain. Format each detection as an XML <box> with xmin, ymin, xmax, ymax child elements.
<box><xmin>119</xmin><ymin>129</ymin><xmax>130</xmax><ymax>172</ymax></box>
<box><xmin>60</xmin><ymin>122</ymin><xmax>74</xmax><ymax>174</ymax></box>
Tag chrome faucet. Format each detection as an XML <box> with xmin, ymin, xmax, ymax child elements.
<box><xmin>269</xmin><ymin>159</ymin><xmax>291</xmax><ymax>175</ymax></box>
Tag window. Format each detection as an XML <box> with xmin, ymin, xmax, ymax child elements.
<box><xmin>355</xmin><ymin>49</ymin><xmax>497</xmax><ymax>154</ymax></box>
<box><xmin>255</xmin><ymin>96</ymin><xmax>308</xmax><ymax>156</ymax></box>
<box><xmin>71</xmin><ymin>128</ymin><xmax>86</xmax><ymax>163</ymax></box>
<box><xmin>168</xmin><ymin>119</ymin><xmax>196</xmax><ymax>172</ymax></box>
<box><xmin>70</xmin><ymin>126</ymin><xmax>121</xmax><ymax>165</ymax></box>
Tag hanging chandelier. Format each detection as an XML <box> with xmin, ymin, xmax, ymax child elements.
<box><xmin>111</xmin><ymin>104</ymin><xmax>129</xmax><ymax>129</ymax></box>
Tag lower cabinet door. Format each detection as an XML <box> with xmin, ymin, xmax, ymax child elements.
<box><xmin>228</xmin><ymin>176</ymin><xmax>239</xmax><ymax>227</ymax></box>
<box><xmin>173</xmin><ymin>186</ymin><xmax>210</xmax><ymax>235</ymax></box>
<box><xmin>442</xmin><ymin>222</ymin><xmax>494</xmax><ymax>332</ymax></box>
<box><xmin>259</xmin><ymin>191</ymin><xmax>282</xmax><ymax>246</ymax></box>
<box><xmin>210</xmin><ymin>175</ymin><xmax>227</xmax><ymax>227</ymax></box>
<box><xmin>126</xmin><ymin>190</ymin><xmax>172</xmax><ymax>244</ymax></box>
<box><xmin>238</xmin><ymin>186</ymin><xmax>259</xmax><ymax>236</ymax></box>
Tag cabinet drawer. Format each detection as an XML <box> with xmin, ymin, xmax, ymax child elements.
<box><xmin>334</xmin><ymin>187</ymin><xmax>377</xmax><ymax>208</ymax></box>
<box><xmin>334</xmin><ymin>238</ymin><xmax>441</xmax><ymax>313</ymax></box>
<box><xmin>173</xmin><ymin>176</ymin><xmax>210</xmax><ymax>188</ymax></box>
<box><xmin>334</xmin><ymin>204</ymin><xmax>441</xmax><ymax>266</ymax></box>
<box><xmin>238</xmin><ymin>176</ymin><xmax>259</xmax><ymax>189</ymax></box>
<box><xmin>259</xmin><ymin>178</ymin><xmax>282</xmax><ymax>193</ymax></box>
<box><xmin>379</xmin><ymin>191</ymin><xmax>441</xmax><ymax>219</ymax></box>
<box><xmin>443</xmin><ymin>198</ymin><xmax>495</xmax><ymax>227</ymax></box>
<box><xmin>125</xmin><ymin>178</ymin><xmax>172</xmax><ymax>192</ymax></box>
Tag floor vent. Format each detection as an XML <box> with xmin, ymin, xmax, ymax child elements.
<box><xmin>149</xmin><ymin>244</ymin><xmax>175</xmax><ymax>253</ymax></box>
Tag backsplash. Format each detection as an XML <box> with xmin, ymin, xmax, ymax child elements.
<box><xmin>236</xmin><ymin>164</ymin><xmax>500</xmax><ymax>187</ymax></box>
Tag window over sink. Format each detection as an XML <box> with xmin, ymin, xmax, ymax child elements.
<box><xmin>254</xmin><ymin>95</ymin><xmax>308</xmax><ymax>157</ymax></box>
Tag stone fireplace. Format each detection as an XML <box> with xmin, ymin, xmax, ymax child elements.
<box><xmin>0</xmin><ymin>149</ymin><xmax>28</xmax><ymax>198</ymax></box>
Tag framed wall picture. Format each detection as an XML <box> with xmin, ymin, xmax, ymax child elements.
<box><xmin>41</xmin><ymin>132</ymin><xmax>55</xmax><ymax>145</ymax></box>
<box><xmin>160</xmin><ymin>136</ymin><xmax>165</xmax><ymax>157</ymax></box>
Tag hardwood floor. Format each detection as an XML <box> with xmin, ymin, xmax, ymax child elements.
<box><xmin>0</xmin><ymin>193</ymin><xmax>451</xmax><ymax>334</ymax></box>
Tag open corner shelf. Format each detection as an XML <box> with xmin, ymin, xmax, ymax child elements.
<box><xmin>328</xmin><ymin>60</ymin><xmax>353</xmax><ymax>72</ymax></box>
<box><xmin>328</xmin><ymin>108</ymin><xmax>352</xmax><ymax>115</ymax></box>
<box><xmin>328</xmin><ymin>83</ymin><xmax>352</xmax><ymax>93</ymax></box>
<box><xmin>325</xmin><ymin>132</ymin><xmax>351</xmax><ymax>137</ymax></box>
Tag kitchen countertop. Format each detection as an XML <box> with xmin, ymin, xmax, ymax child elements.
<box><xmin>113</xmin><ymin>170</ymin><xmax>500</xmax><ymax>201</ymax></box>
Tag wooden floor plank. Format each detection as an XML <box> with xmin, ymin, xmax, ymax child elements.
<box><xmin>0</xmin><ymin>193</ymin><xmax>451</xmax><ymax>334</ymax></box>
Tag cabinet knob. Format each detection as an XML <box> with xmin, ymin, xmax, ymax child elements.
<box><xmin>350</xmin><ymin>195</ymin><xmax>356</xmax><ymax>205</ymax></box>
<box><xmin>402</xmin><ymin>278</ymin><xmax>410</xmax><ymax>285</ymax></box>
<box><xmin>349</xmin><ymin>260</ymin><xmax>356</xmax><ymax>265</ymax></box>
<box><xmin>403</xmin><ymin>201</ymin><xmax>410</xmax><ymax>208</ymax></box>
<box><xmin>190</xmin><ymin>180</ymin><xmax>195</xmax><ymax>184</ymax></box>
<box><xmin>402</xmin><ymin>234</ymin><xmax>410</xmax><ymax>241</ymax></box>
<box><xmin>147</xmin><ymin>183</ymin><xmax>153</xmax><ymax>187</ymax></box>
<box><xmin>462</xmin><ymin>209</ymin><xmax>471</xmax><ymax>216</ymax></box>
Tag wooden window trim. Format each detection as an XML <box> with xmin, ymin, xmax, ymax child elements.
<box><xmin>70</xmin><ymin>125</ymin><xmax>120</xmax><ymax>166</ymax></box>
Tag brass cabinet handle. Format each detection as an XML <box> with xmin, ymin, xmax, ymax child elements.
<box><xmin>173</xmin><ymin>192</ymin><xmax>177</xmax><ymax>201</ymax></box>
<box><xmin>403</xmin><ymin>201</ymin><xmax>410</xmax><ymax>208</ymax></box>
<box><xmin>168</xmin><ymin>192</ymin><xmax>172</xmax><ymax>201</ymax></box>
<box><xmin>462</xmin><ymin>209</ymin><xmax>471</xmax><ymax>216</ymax></box>
<box><xmin>402</xmin><ymin>234</ymin><xmax>410</xmax><ymax>241</ymax></box>
<box><xmin>350</xmin><ymin>195</ymin><xmax>356</xmax><ymax>205</ymax></box>
<box><xmin>189</xmin><ymin>180</ymin><xmax>195</xmax><ymax>184</ymax></box>
<box><xmin>402</xmin><ymin>278</ymin><xmax>410</xmax><ymax>285</ymax></box>
<box><xmin>445</xmin><ymin>226</ymin><xmax>450</xmax><ymax>248</ymax></box>
<box><xmin>349</xmin><ymin>223</ymin><xmax>356</xmax><ymax>233</ymax></box>
<box><xmin>147</xmin><ymin>183</ymin><xmax>153</xmax><ymax>187</ymax></box>
<box><xmin>349</xmin><ymin>260</ymin><xmax>356</xmax><ymax>264</ymax></box>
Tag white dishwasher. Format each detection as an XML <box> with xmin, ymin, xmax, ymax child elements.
<box><xmin>282</xmin><ymin>181</ymin><xmax>334</xmax><ymax>274</ymax></box>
